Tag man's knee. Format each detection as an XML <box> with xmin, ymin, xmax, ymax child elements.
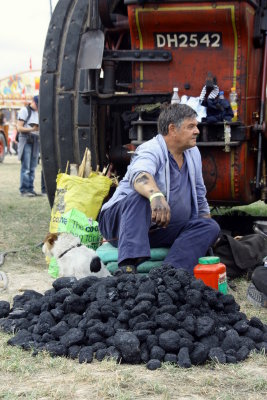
<box><xmin>202</xmin><ymin>218</ymin><xmax>220</xmax><ymax>240</ymax></box>
<box><xmin>123</xmin><ymin>191</ymin><xmax>149</xmax><ymax>207</ymax></box>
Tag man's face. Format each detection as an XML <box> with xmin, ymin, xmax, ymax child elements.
<box><xmin>172</xmin><ymin>117</ymin><xmax>199</xmax><ymax>151</ymax></box>
<box><xmin>31</xmin><ymin>99</ymin><xmax>38</xmax><ymax>111</ymax></box>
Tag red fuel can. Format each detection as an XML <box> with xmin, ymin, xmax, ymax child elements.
<box><xmin>194</xmin><ymin>256</ymin><xmax>227</xmax><ymax>294</ymax></box>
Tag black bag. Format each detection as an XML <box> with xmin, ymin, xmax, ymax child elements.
<box><xmin>26</xmin><ymin>133</ymin><xmax>34</xmax><ymax>144</ymax></box>
<box><xmin>213</xmin><ymin>233</ymin><xmax>267</xmax><ymax>279</ymax></box>
<box><xmin>202</xmin><ymin>98</ymin><xmax>234</xmax><ymax>123</ymax></box>
<box><xmin>16</xmin><ymin>105</ymin><xmax>32</xmax><ymax>142</ymax></box>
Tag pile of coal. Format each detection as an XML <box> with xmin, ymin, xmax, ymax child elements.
<box><xmin>0</xmin><ymin>265</ymin><xmax>267</xmax><ymax>370</ymax></box>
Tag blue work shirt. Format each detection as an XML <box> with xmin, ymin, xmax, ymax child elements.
<box><xmin>101</xmin><ymin>134</ymin><xmax>210</xmax><ymax>218</ymax></box>
<box><xmin>168</xmin><ymin>153</ymin><xmax>192</xmax><ymax>224</ymax></box>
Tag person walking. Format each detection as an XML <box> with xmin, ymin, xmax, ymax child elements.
<box><xmin>17</xmin><ymin>95</ymin><xmax>40</xmax><ymax>197</ymax></box>
<box><xmin>98</xmin><ymin>103</ymin><xmax>220</xmax><ymax>275</ymax></box>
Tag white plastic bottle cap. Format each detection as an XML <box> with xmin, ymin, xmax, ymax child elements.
<box><xmin>173</xmin><ymin>87</ymin><xmax>178</xmax><ymax>91</ymax></box>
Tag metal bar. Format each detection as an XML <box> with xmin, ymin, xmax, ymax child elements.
<box><xmin>103</xmin><ymin>49</ymin><xmax>172</xmax><ymax>62</ymax></box>
<box><xmin>124</xmin><ymin>0</ymin><xmax>259</xmax><ymax>9</ymax></box>
<box><xmin>256</xmin><ymin>31</ymin><xmax>267</xmax><ymax>188</ymax></box>
<box><xmin>197</xmin><ymin>141</ymin><xmax>241</xmax><ymax>147</ymax></box>
<box><xmin>81</xmin><ymin>91</ymin><xmax>171</xmax><ymax>105</ymax></box>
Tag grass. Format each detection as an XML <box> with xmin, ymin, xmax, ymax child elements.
<box><xmin>0</xmin><ymin>156</ymin><xmax>51</xmax><ymax>265</ymax></box>
<box><xmin>0</xmin><ymin>155</ymin><xmax>267</xmax><ymax>399</ymax></box>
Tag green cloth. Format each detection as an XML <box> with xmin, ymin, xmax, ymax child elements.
<box><xmin>96</xmin><ymin>242</ymin><xmax>169</xmax><ymax>264</ymax></box>
<box><xmin>106</xmin><ymin>260</ymin><xmax>163</xmax><ymax>274</ymax></box>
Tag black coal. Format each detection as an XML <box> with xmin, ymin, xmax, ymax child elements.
<box><xmin>1</xmin><ymin>266</ymin><xmax>267</xmax><ymax>369</ymax></box>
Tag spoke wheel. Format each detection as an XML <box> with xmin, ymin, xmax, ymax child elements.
<box><xmin>39</xmin><ymin>0</ymin><xmax>99</xmax><ymax>207</ymax></box>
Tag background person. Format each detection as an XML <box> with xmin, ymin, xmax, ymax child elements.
<box><xmin>99</xmin><ymin>103</ymin><xmax>220</xmax><ymax>275</ymax></box>
<box><xmin>17</xmin><ymin>95</ymin><xmax>39</xmax><ymax>197</ymax></box>
<box><xmin>9</xmin><ymin>124</ymin><xmax>18</xmax><ymax>155</ymax></box>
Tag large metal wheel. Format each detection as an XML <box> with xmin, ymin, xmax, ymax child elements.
<box><xmin>0</xmin><ymin>132</ymin><xmax>6</xmax><ymax>163</ymax></box>
<box><xmin>39</xmin><ymin>0</ymin><xmax>99</xmax><ymax>207</ymax></box>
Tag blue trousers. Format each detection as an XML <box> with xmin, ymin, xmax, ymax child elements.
<box><xmin>99</xmin><ymin>192</ymin><xmax>220</xmax><ymax>275</ymax></box>
<box><xmin>20</xmin><ymin>143</ymin><xmax>38</xmax><ymax>194</ymax></box>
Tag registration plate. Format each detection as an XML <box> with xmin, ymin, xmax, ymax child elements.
<box><xmin>154</xmin><ymin>32</ymin><xmax>222</xmax><ymax>48</ymax></box>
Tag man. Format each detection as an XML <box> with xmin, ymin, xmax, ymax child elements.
<box><xmin>98</xmin><ymin>103</ymin><xmax>220</xmax><ymax>274</ymax></box>
<box><xmin>17</xmin><ymin>95</ymin><xmax>39</xmax><ymax>197</ymax></box>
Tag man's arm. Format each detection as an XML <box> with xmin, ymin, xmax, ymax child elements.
<box><xmin>134</xmin><ymin>172</ymin><xmax>171</xmax><ymax>228</ymax></box>
<box><xmin>17</xmin><ymin>120</ymin><xmax>36</xmax><ymax>133</ymax></box>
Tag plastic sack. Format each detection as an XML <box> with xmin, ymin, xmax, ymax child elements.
<box><xmin>49</xmin><ymin>172</ymin><xmax>112</xmax><ymax>233</ymax></box>
<box><xmin>58</xmin><ymin>208</ymin><xmax>102</xmax><ymax>250</ymax></box>
<box><xmin>181</xmin><ymin>95</ymin><xmax>207</xmax><ymax>122</ymax></box>
<box><xmin>48</xmin><ymin>257</ymin><xmax>59</xmax><ymax>279</ymax></box>
<box><xmin>47</xmin><ymin>208</ymin><xmax>103</xmax><ymax>279</ymax></box>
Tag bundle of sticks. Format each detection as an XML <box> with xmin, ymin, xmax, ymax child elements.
<box><xmin>67</xmin><ymin>147</ymin><xmax>119</xmax><ymax>187</ymax></box>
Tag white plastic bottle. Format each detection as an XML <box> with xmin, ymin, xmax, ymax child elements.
<box><xmin>224</xmin><ymin>121</ymin><xmax>231</xmax><ymax>152</ymax></box>
<box><xmin>229</xmin><ymin>87</ymin><xmax>238</xmax><ymax>122</ymax></box>
<box><xmin>219</xmin><ymin>91</ymin><xmax>224</xmax><ymax>100</ymax></box>
<box><xmin>171</xmin><ymin>87</ymin><xmax>181</xmax><ymax>104</ymax></box>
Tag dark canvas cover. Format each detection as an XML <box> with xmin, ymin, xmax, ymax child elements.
<box><xmin>214</xmin><ymin>234</ymin><xmax>267</xmax><ymax>279</ymax></box>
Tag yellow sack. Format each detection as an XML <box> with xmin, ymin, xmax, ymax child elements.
<box><xmin>49</xmin><ymin>172</ymin><xmax>112</xmax><ymax>233</ymax></box>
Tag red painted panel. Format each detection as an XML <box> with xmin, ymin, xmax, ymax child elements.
<box><xmin>127</xmin><ymin>1</ymin><xmax>263</xmax><ymax>204</ymax></box>
<box><xmin>201</xmin><ymin>142</ymin><xmax>257</xmax><ymax>203</ymax></box>
<box><xmin>128</xmin><ymin>2</ymin><xmax>262</xmax><ymax>124</ymax></box>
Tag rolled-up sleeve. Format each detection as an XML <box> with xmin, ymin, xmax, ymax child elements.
<box><xmin>128</xmin><ymin>147</ymin><xmax>160</xmax><ymax>188</ymax></box>
<box><xmin>18</xmin><ymin>108</ymin><xmax>27</xmax><ymax>122</ymax></box>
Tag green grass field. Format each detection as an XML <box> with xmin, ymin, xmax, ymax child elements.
<box><xmin>0</xmin><ymin>155</ymin><xmax>267</xmax><ymax>400</ymax></box>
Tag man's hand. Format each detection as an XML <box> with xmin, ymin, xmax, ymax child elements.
<box><xmin>151</xmin><ymin>195</ymin><xmax>171</xmax><ymax>228</ymax></box>
<box><xmin>17</xmin><ymin>120</ymin><xmax>39</xmax><ymax>133</ymax></box>
<box><xmin>134</xmin><ymin>172</ymin><xmax>171</xmax><ymax>227</ymax></box>
<box><xmin>30</xmin><ymin>124</ymin><xmax>39</xmax><ymax>131</ymax></box>
<box><xmin>32</xmin><ymin>124</ymin><xmax>39</xmax><ymax>132</ymax></box>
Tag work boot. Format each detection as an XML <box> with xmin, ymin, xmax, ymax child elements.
<box><xmin>21</xmin><ymin>192</ymin><xmax>35</xmax><ymax>197</ymax></box>
<box><xmin>247</xmin><ymin>282</ymin><xmax>267</xmax><ymax>308</ymax></box>
<box><xmin>114</xmin><ymin>265</ymin><xmax>137</xmax><ymax>276</ymax></box>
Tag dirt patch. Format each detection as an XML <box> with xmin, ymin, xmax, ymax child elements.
<box><xmin>0</xmin><ymin>154</ymin><xmax>52</xmax><ymax>302</ymax></box>
<box><xmin>0</xmin><ymin>261</ymin><xmax>53</xmax><ymax>303</ymax></box>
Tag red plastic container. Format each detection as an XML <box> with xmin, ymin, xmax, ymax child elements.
<box><xmin>194</xmin><ymin>256</ymin><xmax>227</xmax><ymax>294</ymax></box>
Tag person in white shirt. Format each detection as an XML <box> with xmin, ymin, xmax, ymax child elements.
<box><xmin>17</xmin><ymin>96</ymin><xmax>40</xmax><ymax>197</ymax></box>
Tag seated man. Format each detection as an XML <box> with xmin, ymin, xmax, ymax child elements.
<box><xmin>98</xmin><ymin>103</ymin><xmax>220</xmax><ymax>274</ymax></box>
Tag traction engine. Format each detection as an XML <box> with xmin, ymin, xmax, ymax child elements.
<box><xmin>40</xmin><ymin>0</ymin><xmax>267</xmax><ymax>209</ymax></box>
